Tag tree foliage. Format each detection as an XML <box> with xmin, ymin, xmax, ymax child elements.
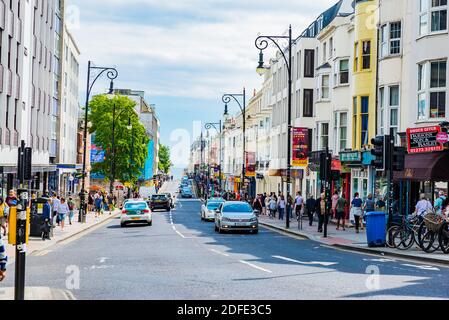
<box><xmin>88</xmin><ymin>94</ymin><xmax>149</xmax><ymax>184</ymax></box>
<box><xmin>158</xmin><ymin>144</ymin><xmax>172</xmax><ymax>174</ymax></box>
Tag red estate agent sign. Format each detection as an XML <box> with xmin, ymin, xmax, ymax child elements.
<box><xmin>436</xmin><ymin>132</ymin><xmax>449</xmax><ymax>144</ymax></box>
<box><xmin>407</xmin><ymin>126</ymin><xmax>444</xmax><ymax>154</ymax></box>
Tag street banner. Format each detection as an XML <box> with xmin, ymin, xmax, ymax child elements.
<box><xmin>292</xmin><ymin>128</ymin><xmax>309</xmax><ymax>167</ymax></box>
<box><xmin>245</xmin><ymin>152</ymin><xmax>256</xmax><ymax>177</ymax></box>
<box><xmin>407</xmin><ymin>126</ymin><xmax>444</xmax><ymax>154</ymax></box>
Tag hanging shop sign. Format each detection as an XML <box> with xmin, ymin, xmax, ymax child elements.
<box><xmin>292</xmin><ymin>128</ymin><xmax>309</xmax><ymax>167</ymax></box>
<box><xmin>245</xmin><ymin>152</ymin><xmax>256</xmax><ymax>177</ymax></box>
<box><xmin>340</xmin><ymin>151</ymin><xmax>362</xmax><ymax>163</ymax></box>
<box><xmin>407</xmin><ymin>126</ymin><xmax>444</xmax><ymax>154</ymax></box>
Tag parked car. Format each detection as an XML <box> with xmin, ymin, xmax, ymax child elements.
<box><xmin>149</xmin><ymin>194</ymin><xmax>171</xmax><ymax>211</ymax></box>
<box><xmin>121</xmin><ymin>201</ymin><xmax>152</xmax><ymax>227</ymax></box>
<box><xmin>214</xmin><ymin>201</ymin><xmax>258</xmax><ymax>234</ymax></box>
<box><xmin>201</xmin><ymin>200</ymin><xmax>224</xmax><ymax>221</ymax></box>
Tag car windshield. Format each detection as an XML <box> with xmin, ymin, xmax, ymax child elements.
<box><xmin>222</xmin><ymin>203</ymin><xmax>253</xmax><ymax>213</ymax></box>
<box><xmin>124</xmin><ymin>202</ymin><xmax>147</xmax><ymax>210</ymax></box>
<box><xmin>206</xmin><ymin>202</ymin><xmax>221</xmax><ymax>210</ymax></box>
<box><xmin>152</xmin><ymin>195</ymin><xmax>167</xmax><ymax>200</ymax></box>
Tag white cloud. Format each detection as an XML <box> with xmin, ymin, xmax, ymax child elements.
<box><xmin>69</xmin><ymin>0</ymin><xmax>338</xmax><ymax>99</ymax></box>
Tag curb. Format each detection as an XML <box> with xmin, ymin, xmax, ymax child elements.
<box><xmin>7</xmin><ymin>211</ymin><xmax>120</xmax><ymax>264</ymax></box>
<box><xmin>259</xmin><ymin>220</ymin><xmax>449</xmax><ymax>266</ymax></box>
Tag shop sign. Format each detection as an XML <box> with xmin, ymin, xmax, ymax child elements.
<box><xmin>292</xmin><ymin>128</ymin><xmax>309</xmax><ymax>167</ymax></box>
<box><xmin>407</xmin><ymin>126</ymin><xmax>444</xmax><ymax>154</ymax></box>
<box><xmin>436</xmin><ymin>132</ymin><xmax>449</xmax><ymax>144</ymax></box>
<box><xmin>340</xmin><ymin>151</ymin><xmax>362</xmax><ymax>163</ymax></box>
<box><xmin>245</xmin><ymin>152</ymin><xmax>256</xmax><ymax>177</ymax></box>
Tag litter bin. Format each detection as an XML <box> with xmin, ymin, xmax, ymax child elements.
<box><xmin>29</xmin><ymin>198</ymin><xmax>53</xmax><ymax>238</ymax></box>
<box><xmin>365</xmin><ymin>211</ymin><xmax>387</xmax><ymax>247</ymax></box>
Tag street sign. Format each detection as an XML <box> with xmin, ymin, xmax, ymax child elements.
<box><xmin>407</xmin><ymin>126</ymin><xmax>444</xmax><ymax>153</ymax></box>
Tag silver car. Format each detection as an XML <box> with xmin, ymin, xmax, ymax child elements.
<box><xmin>201</xmin><ymin>200</ymin><xmax>224</xmax><ymax>221</ymax></box>
<box><xmin>214</xmin><ymin>201</ymin><xmax>259</xmax><ymax>234</ymax></box>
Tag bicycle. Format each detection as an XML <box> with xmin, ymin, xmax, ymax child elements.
<box><xmin>391</xmin><ymin>215</ymin><xmax>423</xmax><ymax>250</ymax></box>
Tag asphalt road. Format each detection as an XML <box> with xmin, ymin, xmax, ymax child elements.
<box><xmin>2</xmin><ymin>180</ymin><xmax>449</xmax><ymax>300</ymax></box>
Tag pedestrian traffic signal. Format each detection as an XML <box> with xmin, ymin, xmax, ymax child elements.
<box><xmin>393</xmin><ymin>147</ymin><xmax>406</xmax><ymax>171</ymax></box>
<box><xmin>371</xmin><ymin>136</ymin><xmax>385</xmax><ymax>170</ymax></box>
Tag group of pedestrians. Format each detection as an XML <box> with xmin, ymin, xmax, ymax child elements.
<box><xmin>87</xmin><ymin>191</ymin><xmax>117</xmax><ymax>218</ymax></box>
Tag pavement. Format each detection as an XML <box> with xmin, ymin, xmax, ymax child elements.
<box><xmin>257</xmin><ymin>214</ymin><xmax>449</xmax><ymax>266</ymax></box>
<box><xmin>1</xmin><ymin>180</ymin><xmax>449</xmax><ymax>300</ymax></box>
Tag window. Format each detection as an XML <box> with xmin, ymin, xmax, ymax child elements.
<box><xmin>334</xmin><ymin>112</ymin><xmax>348</xmax><ymax>151</ymax></box>
<box><xmin>320</xmin><ymin>123</ymin><xmax>329</xmax><ymax>149</ymax></box>
<box><xmin>303</xmin><ymin>89</ymin><xmax>314</xmax><ymax>117</ymax></box>
<box><xmin>362</xmin><ymin>41</ymin><xmax>371</xmax><ymax>69</ymax></box>
<box><xmin>329</xmin><ymin>37</ymin><xmax>333</xmax><ymax>59</ymax></box>
<box><xmin>419</xmin><ymin>0</ymin><xmax>448</xmax><ymax>35</ymax></box>
<box><xmin>389</xmin><ymin>86</ymin><xmax>400</xmax><ymax>143</ymax></box>
<box><xmin>353</xmin><ymin>97</ymin><xmax>358</xmax><ymax>147</ymax></box>
<box><xmin>381</xmin><ymin>25</ymin><xmax>388</xmax><ymax>57</ymax></box>
<box><xmin>361</xmin><ymin>96</ymin><xmax>369</xmax><ymax>148</ymax></box>
<box><xmin>321</xmin><ymin>75</ymin><xmax>329</xmax><ymax>99</ymax></box>
<box><xmin>379</xmin><ymin>87</ymin><xmax>385</xmax><ymax>135</ymax></box>
<box><xmin>390</xmin><ymin>22</ymin><xmax>402</xmax><ymax>54</ymax></box>
<box><xmin>304</xmin><ymin>49</ymin><xmax>315</xmax><ymax>78</ymax></box>
<box><xmin>354</xmin><ymin>42</ymin><xmax>359</xmax><ymax>71</ymax></box>
<box><xmin>339</xmin><ymin>59</ymin><xmax>349</xmax><ymax>84</ymax></box>
<box><xmin>418</xmin><ymin>60</ymin><xmax>447</xmax><ymax>119</ymax></box>
<box><xmin>323</xmin><ymin>42</ymin><xmax>327</xmax><ymax>63</ymax></box>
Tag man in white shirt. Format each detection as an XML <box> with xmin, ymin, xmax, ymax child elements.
<box><xmin>294</xmin><ymin>191</ymin><xmax>304</xmax><ymax>220</ymax></box>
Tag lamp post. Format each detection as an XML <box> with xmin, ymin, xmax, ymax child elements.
<box><xmin>80</xmin><ymin>61</ymin><xmax>118</xmax><ymax>223</ymax></box>
<box><xmin>255</xmin><ymin>25</ymin><xmax>293</xmax><ymax>229</ymax></box>
<box><xmin>222</xmin><ymin>88</ymin><xmax>246</xmax><ymax>195</ymax></box>
<box><xmin>205</xmin><ymin>121</ymin><xmax>223</xmax><ymax>193</ymax></box>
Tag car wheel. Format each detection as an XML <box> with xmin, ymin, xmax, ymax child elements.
<box><xmin>252</xmin><ymin>229</ymin><xmax>259</xmax><ymax>234</ymax></box>
<box><xmin>218</xmin><ymin>225</ymin><xmax>224</xmax><ymax>234</ymax></box>
<box><xmin>214</xmin><ymin>224</ymin><xmax>218</xmax><ymax>232</ymax></box>
<box><xmin>120</xmin><ymin>222</ymin><xmax>126</xmax><ymax>228</ymax></box>
<box><xmin>148</xmin><ymin>221</ymin><xmax>152</xmax><ymax>226</ymax></box>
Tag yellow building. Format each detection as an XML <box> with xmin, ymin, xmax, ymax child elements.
<box><xmin>352</xmin><ymin>0</ymin><xmax>378</xmax><ymax>150</ymax></box>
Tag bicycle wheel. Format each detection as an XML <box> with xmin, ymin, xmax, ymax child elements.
<box><xmin>421</xmin><ymin>230</ymin><xmax>440</xmax><ymax>253</ymax></box>
<box><xmin>386</xmin><ymin>225</ymin><xmax>400</xmax><ymax>248</ymax></box>
<box><xmin>439</xmin><ymin>221</ymin><xmax>449</xmax><ymax>254</ymax></box>
<box><xmin>417</xmin><ymin>221</ymin><xmax>427</xmax><ymax>249</ymax></box>
<box><xmin>392</xmin><ymin>228</ymin><xmax>414</xmax><ymax>250</ymax></box>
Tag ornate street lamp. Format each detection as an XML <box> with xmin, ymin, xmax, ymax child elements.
<box><xmin>205</xmin><ymin>121</ymin><xmax>223</xmax><ymax>192</ymax></box>
<box><xmin>255</xmin><ymin>25</ymin><xmax>293</xmax><ymax>229</ymax></box>
<box><xmin>222</xmin><ymin>89</ymin><xmax>246</xmax><ymax>195</ymax></box>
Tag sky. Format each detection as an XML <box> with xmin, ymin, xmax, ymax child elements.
<box><xmin>67</xmin><ymin>0</ymin><xmax>339</xmax><ymax>177</ymax></box>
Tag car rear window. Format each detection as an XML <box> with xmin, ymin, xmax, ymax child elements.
<box><xmin>124</xmin><ymin>202</ymin><xmax>147</xmax><ymax>210</ymax></box>
<box><xmin>152</xmin><ymin>195</ymin><xmax>167</xmax><ymax>200</ymax></box>
<box><xmin>206</xmin><ymin>202</ymin><xmax>221</xmax><ymax>210</ymax></box>
<box><xmin>223</xmin><ymin>203</ymin><xmax>253</xmax><ymax>213</ymax></box>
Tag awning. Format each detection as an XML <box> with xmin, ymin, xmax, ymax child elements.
<box><xmin>394</xmin><ymin>152</ymin><xmax>449</xmax><ymax>181</ymax></box>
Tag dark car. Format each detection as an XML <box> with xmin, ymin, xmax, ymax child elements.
<box><xmin>161</xmin><ymin>193</ymin><xmax>174</xmax><ymax>208</ymax></box>
<box><xmin>150</xmin><ymin>194</ymin><xmax>171</xmax><ymax>211</ymax></box>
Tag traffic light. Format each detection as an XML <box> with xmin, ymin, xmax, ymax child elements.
<box><xmin>393</xmin><ymin>147</ymin><xmax>406</xmax><ymax>171</ymax></box>
<box><xmin>371</xmin><ymin>136</ymin><xmax>385</xmax><ymax>170</ymax></box>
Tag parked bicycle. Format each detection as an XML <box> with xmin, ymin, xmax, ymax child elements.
<box><xmin>391</xmin><ymin>214</ymin><xmax>426</xmax><ymax>250</ymax></box>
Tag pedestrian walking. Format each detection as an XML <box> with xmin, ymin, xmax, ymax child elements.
<box><xmin>58</xmin><ymin>198</ymin><xmax>69</xmax><ymax>230</ymax></box>
<box><xmin>41</xmin><ymin>198</ymin><xmax>52</xmax><ymax>241</ymax></box>
<box><xmin>94</xmin><ymin>193</ymin><xmax>102</xmax><ymax>218</ymax></box>
<box><xmin>0</xmin><ymin>232</ymin><xmax>7</xmax><ymax>282</ymax></box>
<box><xmin>277</xmin><ymin>195</ymin><xmax>286</xmax><ymax>220</ymax></box>
<box><xmin>5</xmin><ymin>190</ymin><xmax>18</xmax><ymax>207</ymax></box>
<box><xmin>350</xmin><ymin>192</ymin><xmax>363</xmax><ymax>233</ymax></box>
<box><xmin>316</xmin><ymin>193</ymin><xmax>327</xmax><ymax>233</ymax></box>
<box><xmin>51</xmin><ymin>193</ymin><xmax>61</xmax><ymax>226</ymax></box>
<box><xmin>434</xmin><ymin>190</ymin><xmax>447</xmax><ymax>215</ymax></box>
<box><xmin>107</xmin><ymin>193</ymin><xmax>114</xmax><ymax>213</ymax></box>
<box><xmin>375</xmin><ymin>196</ymin><xmax>386</xmax><ymax>212</ymax></box>
<box><xmin>331</xmin><ymin>191</ymin><xmax>339</xmax><ymax>219</ymax></box>
<box><xmin>268</xmin><ymin>196</ymin><xmax>277</xmax><ymax>219</ymax></box>
<box><xmin>88</xmin><ymin>192</ymin><xmax>94</xmax><ymax>214</ymax></box>
<box><xmin>305</xmin><ymin>194</ymin><xmax>316</xmax><ymax>226</ymax></box>
<box><xmin>287</xmin><ymin>194</ymin><xmax>294</xmax><ymax>221</ymax></box>
<box><xmin>261</xmin><ymin>193</ymin><xmax>267</xmax><ymax>216</ymax></box>
<box><xmin>336</xmin><ymin>194</ymin><xmax>348</xmax><ymax>231</ymax></box>
<box><xmin>294</xmin><ymin>191</ymin><xmax>304</xmax><ymax>221</ymax></box>
<box><xmin>0</xmin><ymin>197</ymin><xmax>8</xmax><ymax>237</ymax></box>
<box><xmin>264</xmin><ymin>193</ymin><xmax>270</xmax><ymax>216</ymax></box>
<box><xmin>67</xmin><ymin>197</ymin><xmax>76</xmax><ymax>225</ymax></box>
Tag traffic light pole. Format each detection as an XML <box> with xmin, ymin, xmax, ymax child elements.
<box><xmin>323</xmin><ymin>147</ymin><xmax>331</xmax><ymax>238</ymax></box>
<box><xmin>387</xmin><ymin>128</ymin><xmax>394</xmax><ymax>229</ymax></box>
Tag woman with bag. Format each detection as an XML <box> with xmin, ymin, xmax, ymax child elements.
<box><xmin>350</xmin><ymin>192</ymin><xmax>363</xmax><ymax>233</ymax></box>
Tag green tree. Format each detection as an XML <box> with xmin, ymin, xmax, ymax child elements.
<box><xmin>158</xmin><ymin>144</ymin><xmax>172</xmax><ymax>174</ymax></box>
<box><xmin>88</xmin><ymin>94</ymin><xmax>149</xmax><ymax>185</ymax></box>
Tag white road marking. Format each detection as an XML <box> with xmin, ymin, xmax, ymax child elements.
<box><xmin>239</xmin><ymin>260</ymin><xmax>272</xmax><ymax>273</ymax></box>
<box><xmin>98</xmin><ymin>257</ymin><xmax>110</xmax><ymax>263</ymax></box>
<box><xmin>209</xmin><ymin>249</ymin><xmax>230</xmax><ymax>257</ymax></box>
<box><xmin>175</xmin><ymin>230</ymin><xmax>186</xmax><ymax>238</ymax></box>
<box><xmin>272</xmin><ymin>255</ymin><xmax>338</xmax><ymax>266</ymax></box>
<box><xmin>401</xmin><ymin>264</ymin><xmax>440</xmax><ymax>271</ymax></box>
<box><xmin>363</xmin><ymin>258</ymin><xmax>396</xmax><ymax>263</ymax></box>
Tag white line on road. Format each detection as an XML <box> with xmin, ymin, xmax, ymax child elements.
<box><xmin>175</xmin><ymin>230</ymin><xmax>186</xmax><ymax>238</ymax></box>
<box><xmin>239</xmin><ymin>260</ymin><xmax>272</xmax><ymax>273</ymax></box>
<box><xmin>272</xmin><ymin>255</ymin><xmax>338</xmax><ymax>266</ymax></box>
<box><xmin>34</xmin><ymin>250</ymin><xmax>52</xmax><ymax>256</ymax></box>
<box><xmin>209</xmin><ymin>249</ymin><xmax>230</xmax><ymax>257</ymax></box>
<box><xmin>401</xmin><ymin>264</ymin><xmax>440</xmax><ymax>271</ymax></box>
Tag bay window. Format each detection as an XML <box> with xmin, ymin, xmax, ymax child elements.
<box><xmin>321</xmin><ymin>74</ymin><xmax>330</xmax><ymax>99</ymax></box>
<box><xmin>419</xmin><ymin>0</ymin><xmax>448</xmax><ymax>36</ymax></box>
<box><xmin>335</xmin><ymin>59</ymin><xmax>349</xmax><ymax>85</ymax></box>
<box><xmin>380</xmin><ymin>22</ymin><xmax>402</xmax><ymax>58</ymax></box>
